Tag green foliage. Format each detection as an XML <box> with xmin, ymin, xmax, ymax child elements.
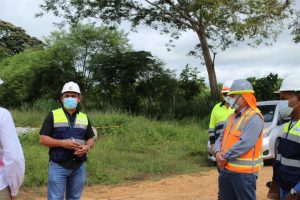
<box><xmin>20</xmin><ymin>99</ymin><xmax>60</xmax><ymax>113</ymax></box>
<box><xmin>179</xmin><ymin>64</ymin><xmax>206</xmax><ymax>101</ymax></box>
<box><xmin>0</xmin><ymin>19</ymin><xmax>42</xmax><ymax>59</ymax></box>
<box><xmin>39</xmin><ymin>0</ymin><xmax>295</xmax><ymax>93</ymax></box>
<box><xmin>0</xmin><ymin>22</ymin><xmax>208</xmax><ymax>119</ymax></box>
<box><xmin>12</xmin><ymin>110</ymin><xmax>47</xmax><ymax>127</ymax></box>
<box><xmin>45</xmin><ymin>24</ymin><xmax>132</xmax><ymax>93</ymax></box>
<box><xmin>18</xmin><ymin>111</ymin><xmax>209</xmax><ymax>186</ymax></box>
<box><xmin>247</xmin><ymin>73</ymin><xmax>282</xmax><ymax>101</ymax></box>
<box><xmin>0</xmin><ymin>48</ymin><xmax>75</xmax><ymax>107</ymax></box>
<box><xmin>19</xmin><ymin>133</ymin><xmax>48</xmax><ymax>186</ymax></box>
<box><xmin>290</xmin><ymin>11</ymin><xmax>300</xmax><ymax>43</ymax></box>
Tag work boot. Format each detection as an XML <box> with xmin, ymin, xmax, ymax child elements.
<box><xmin>266</xmin><ymin>180</ymin><xmax>280</xmax><ymax>199</ymax></box>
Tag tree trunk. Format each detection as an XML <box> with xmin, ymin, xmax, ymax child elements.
<box><xmin>196</xmin><ymin>27</ymin><xmax>218</xmax><ymax>94</ymax></box>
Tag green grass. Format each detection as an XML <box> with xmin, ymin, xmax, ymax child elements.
<box><xmin>15</xmin><ymin>110</ymin><xmax>210</xmax><ymax>187</ymax></box>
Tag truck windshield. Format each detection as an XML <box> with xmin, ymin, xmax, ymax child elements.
<box><xmin>257</xmin><ymin>105</ymin><xmax>276</xmax><ymax>123</ymax></box>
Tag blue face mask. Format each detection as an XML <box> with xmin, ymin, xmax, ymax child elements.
<box><xmin>63</xmin><ymin>97</ymin><xmax>78</xmax><ymax>109</ymax></box>
<box><xmin>224</xmin><ymin>96</ymin><xmax>231</xmax><ymax>104</ymax></box>
<box><xmin>278</xmin><ymin>101</ymin><xmax>293</xmax><ymax>119</ymax></box>
<box><xmin>228</xmin><ymin>96</ymin><xmax>240</xmax><ymax>110</ymax></box>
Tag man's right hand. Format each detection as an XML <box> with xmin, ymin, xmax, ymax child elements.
<box><xmin>61</xmin><ymin>139</ymin><xmax>81</xmax><ymax>150</ymax></box>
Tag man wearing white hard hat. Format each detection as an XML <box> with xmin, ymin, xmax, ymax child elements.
<box><xmin>0</xmin><ymin>79</ymin><xmax>25</xmax><ymax>200</ymax></box>
<box><xmin>208</xmin><ymin>80</ymin><xmax>234</xmax><ymax>200</ymax></box>
<box><xmin>39</xmin><ymin>81</ymin><xmax>95</xmax><ymax>200</ymax></box>
<box><xmin>273</xmin><ymin>74</ymin><xmax>300</xmax><ymax>199</ymax></box>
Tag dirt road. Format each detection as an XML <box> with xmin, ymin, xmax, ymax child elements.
<box><xmin>20</xmin><ymin>166</ymin><xmax>273</xmax><ymax>200</ymax></box>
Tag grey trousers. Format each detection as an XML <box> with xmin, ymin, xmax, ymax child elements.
<box><xmin>0</xmin><ymin>187</ymin><xmax>11</xmax><ymax>200</ymax></box>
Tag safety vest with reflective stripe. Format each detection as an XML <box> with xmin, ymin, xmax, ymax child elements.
<box><xmin>275</xmin><ymin>120</ymin><xmax>300</xmax><ymax>183</ymax></box>
<box><xmin>209</xmin><ymin>102</ymin><xmax>234</xmax><ymax>143</ymax></box>
<box><xmin>221</xmin><ymin>108</ymin><xmax>263</xmax><ymax>173</ymax></box>
<box><xmin>50</xmin><ymin>108</ymin><xmax>88</xmax><ymax>162</ymax></box>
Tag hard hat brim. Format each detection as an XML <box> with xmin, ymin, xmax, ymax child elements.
<box><xmin>227</xmin><ymin>90</ymin><xmax>254</xmax><ymax>95</ymax></box>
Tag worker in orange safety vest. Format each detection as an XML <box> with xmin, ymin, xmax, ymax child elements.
<box><xmin>214</xmin><ymin>79</ymin><xmax>264</xmax><ymax>200</ymax></box>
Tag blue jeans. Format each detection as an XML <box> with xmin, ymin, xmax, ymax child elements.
<box><xmin>48</xmin><ymin>161</ymin><xmax>86</xmax><ymax>200</ymax></box>
<box><xmin>279</xmin><ymin>188</ymin><xmax>289</xmax><ymax>200</ymax></box>
<box><xmin>219</xmin><ymin>170</ymin><xmax>257</xmax><ymax>200</ymax></box>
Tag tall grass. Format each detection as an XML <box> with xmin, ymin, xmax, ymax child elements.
<box><xmin>16</xmin><ymin>111</ymin><xmax>210</xmax><ymax>187</ymax></box>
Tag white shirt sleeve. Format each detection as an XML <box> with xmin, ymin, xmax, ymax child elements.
<box><xmin>0</xmin><ymin>108</ymin><xmax>25</xmax><ymax>197</ymax></box>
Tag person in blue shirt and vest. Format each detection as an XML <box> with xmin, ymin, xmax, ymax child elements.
<box><xmin>208</xmin><ymin>80</ymin><xmax>234</xmax><ymax>200</ymax></box>
<box><xmin>214</xmin><ymin>79</ymin><xmax>264</xmax><ymax>200</ymax></box>
<box><xmin>39</xmin><ymin>81</ymin><xmax>95</xmax><ymax>200</ymax></box>
<box><xmin>273</xmin><ymin>74</ymin><xmax>300</xmax><ymax>200</ymax></box>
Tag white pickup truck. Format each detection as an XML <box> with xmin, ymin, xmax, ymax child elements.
<box><xmin>207</xmin><ymin>100</ymin><xmax>289</xmax><ymax>162</ymax></box>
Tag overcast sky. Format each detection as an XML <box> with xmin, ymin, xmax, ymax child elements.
<box><xmin>1</xmin><ymin>0</ymin><xmax>300</xmax><ymax>85</ymax></box>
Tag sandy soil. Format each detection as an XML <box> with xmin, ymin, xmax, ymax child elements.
<box><xmin>19</xmin><ymin>166</ymin><xmax>273</xmax><ymax>200</ymax></box>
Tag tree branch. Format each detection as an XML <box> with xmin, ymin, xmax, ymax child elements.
<box><xmin>143</xmin><ymin>0</ymin><xmax>196</xmax><ymax>31</ymax></box>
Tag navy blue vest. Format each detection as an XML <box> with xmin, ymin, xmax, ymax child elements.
<box><xmin>275</xmin><ymin>120</ymin><xmax>300</xmax><ymax>185</ymax></box>
<box><xmin>49</xmin><ymin>108</ymin><xmax>88</xmax><ymax>162</ymax></box>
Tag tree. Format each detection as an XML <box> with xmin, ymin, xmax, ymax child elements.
<box><xmin>290</xmin><ymin>11</ymin><xmax>300</xmax><ymax>43</ymax></box>
<box><xmin>0</xmin><ymin>47</ymin><xmax>76</xmax><ymax>107</ymax></box>
<box><xmin>247</xmin><ymin>73</ymin><xmax>282</xmax><ymax>101</ymax></box>
<box><xmin>0</xmin><ymin>19</ymin><xmax>42</xmax><ymax>59</ymax></box>
<box><xmin>39</xmin><ymin>0</ymin><xmax>293</xmax><ymax>94</ymax></box>
<box><xmin>179</xmin><ymin>64</ymin><xmax>206</xmax><ymax>101</ymax></box>
<box><xmin>90</xmin><ymin>51</ymin><xmax>166</xmax><ymax>112</ymax></box>
<box><xmin>44</xmin><ymin>24</ymin><xmax>131</xmax><ymax>93</ymax></box>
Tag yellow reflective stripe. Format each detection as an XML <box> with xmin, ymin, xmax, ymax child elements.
<box><xmin>52</xmin><ymin>109</ymin><xmax>88</xmax><ymax>128</ymax></box>
<box><xmin>236</xmin><ymin>156</ymin><xmax>263</xmax><ymax>161</ymax></box>
<box><xmin>228</xmin><ymin>155</ymin><xmax>263</xmax><ymax>169</ymax></box>
<box><xmin>52</xmin><ymin>109</ymin><xmax>68</xmax><ymax>124</ymax></box>
<box><xmin>282</xmin><ymin>133</ymin><xmax>300</xmax><ymax>143</ymax></box>
<box><xmin>228</xmin><ymin>90</ymin><xmax>254</xmax><ymax>95</ymax></box>
<box><xmin>76</xmin><ymin>112</ymin><xmax>88</xmax><ymax>126</ymax></box>
<box><xmin>227</xmin><ymin>162</ymin><xmax>263</xmax><ymax>168</ymax></box>
<box><xmin>236</xmin><ymin>109</ymin><xmax>254</xmax><ymax>132</ymax></box>
<box><xmin>228</xmin><ymin>158</ymin><xmax>263</xmax><ymax>166</ymax></box>
<box><xmin>283</xmin><ymin>121</ymin><xmax>300</xmax><ymax>143</ymax></box>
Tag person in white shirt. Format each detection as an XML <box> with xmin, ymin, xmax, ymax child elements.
<box><xmin>0</xmin><ymin>78</ymin><xmax>25</xmax><ymax>200</ymax></box>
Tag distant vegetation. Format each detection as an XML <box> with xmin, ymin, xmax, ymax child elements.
<box><xmin>1</xmin><ymin>22</ymin><xmax>282</xmax><ymax>120</ymax></box>
<box><xmin>16</xmin><ymin>111</ymin><xmax>208</xmax><ymax>186</ymax></box>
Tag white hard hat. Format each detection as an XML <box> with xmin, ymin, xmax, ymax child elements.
<box><xmin>228</xmin><ymin>79</ymin><xmax>254</xmax><ymax>95</ymax></box>
<box><xmin>279</xmin><ymin>74</ymin><xmax>300</xmax><ymax>92</ymax></box>
<box><xmin>61</xmin><ymin>81</ymin><xmax>81</xmax><ymax>94</ymax></box>
<box><xmin>221</xmin><ymin>80</ymin><xmax>234</xmax><ymax>93</ymax></box>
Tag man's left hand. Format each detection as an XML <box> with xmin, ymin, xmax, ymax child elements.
<box><xmin>216</xmin><ymin>152</ymin><xmax>227</xmax><ymax>169</ymax></box>
<box><xmin>74</xmin><ymin>145</ymin><xmax>90</xmax><ymax>157</ymax></box>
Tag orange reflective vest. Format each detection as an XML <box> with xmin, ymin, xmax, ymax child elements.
<box><xmin>221</xmin><ymin>107</ymin><xmax>263</xmax><ymax>173</ymax></box>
